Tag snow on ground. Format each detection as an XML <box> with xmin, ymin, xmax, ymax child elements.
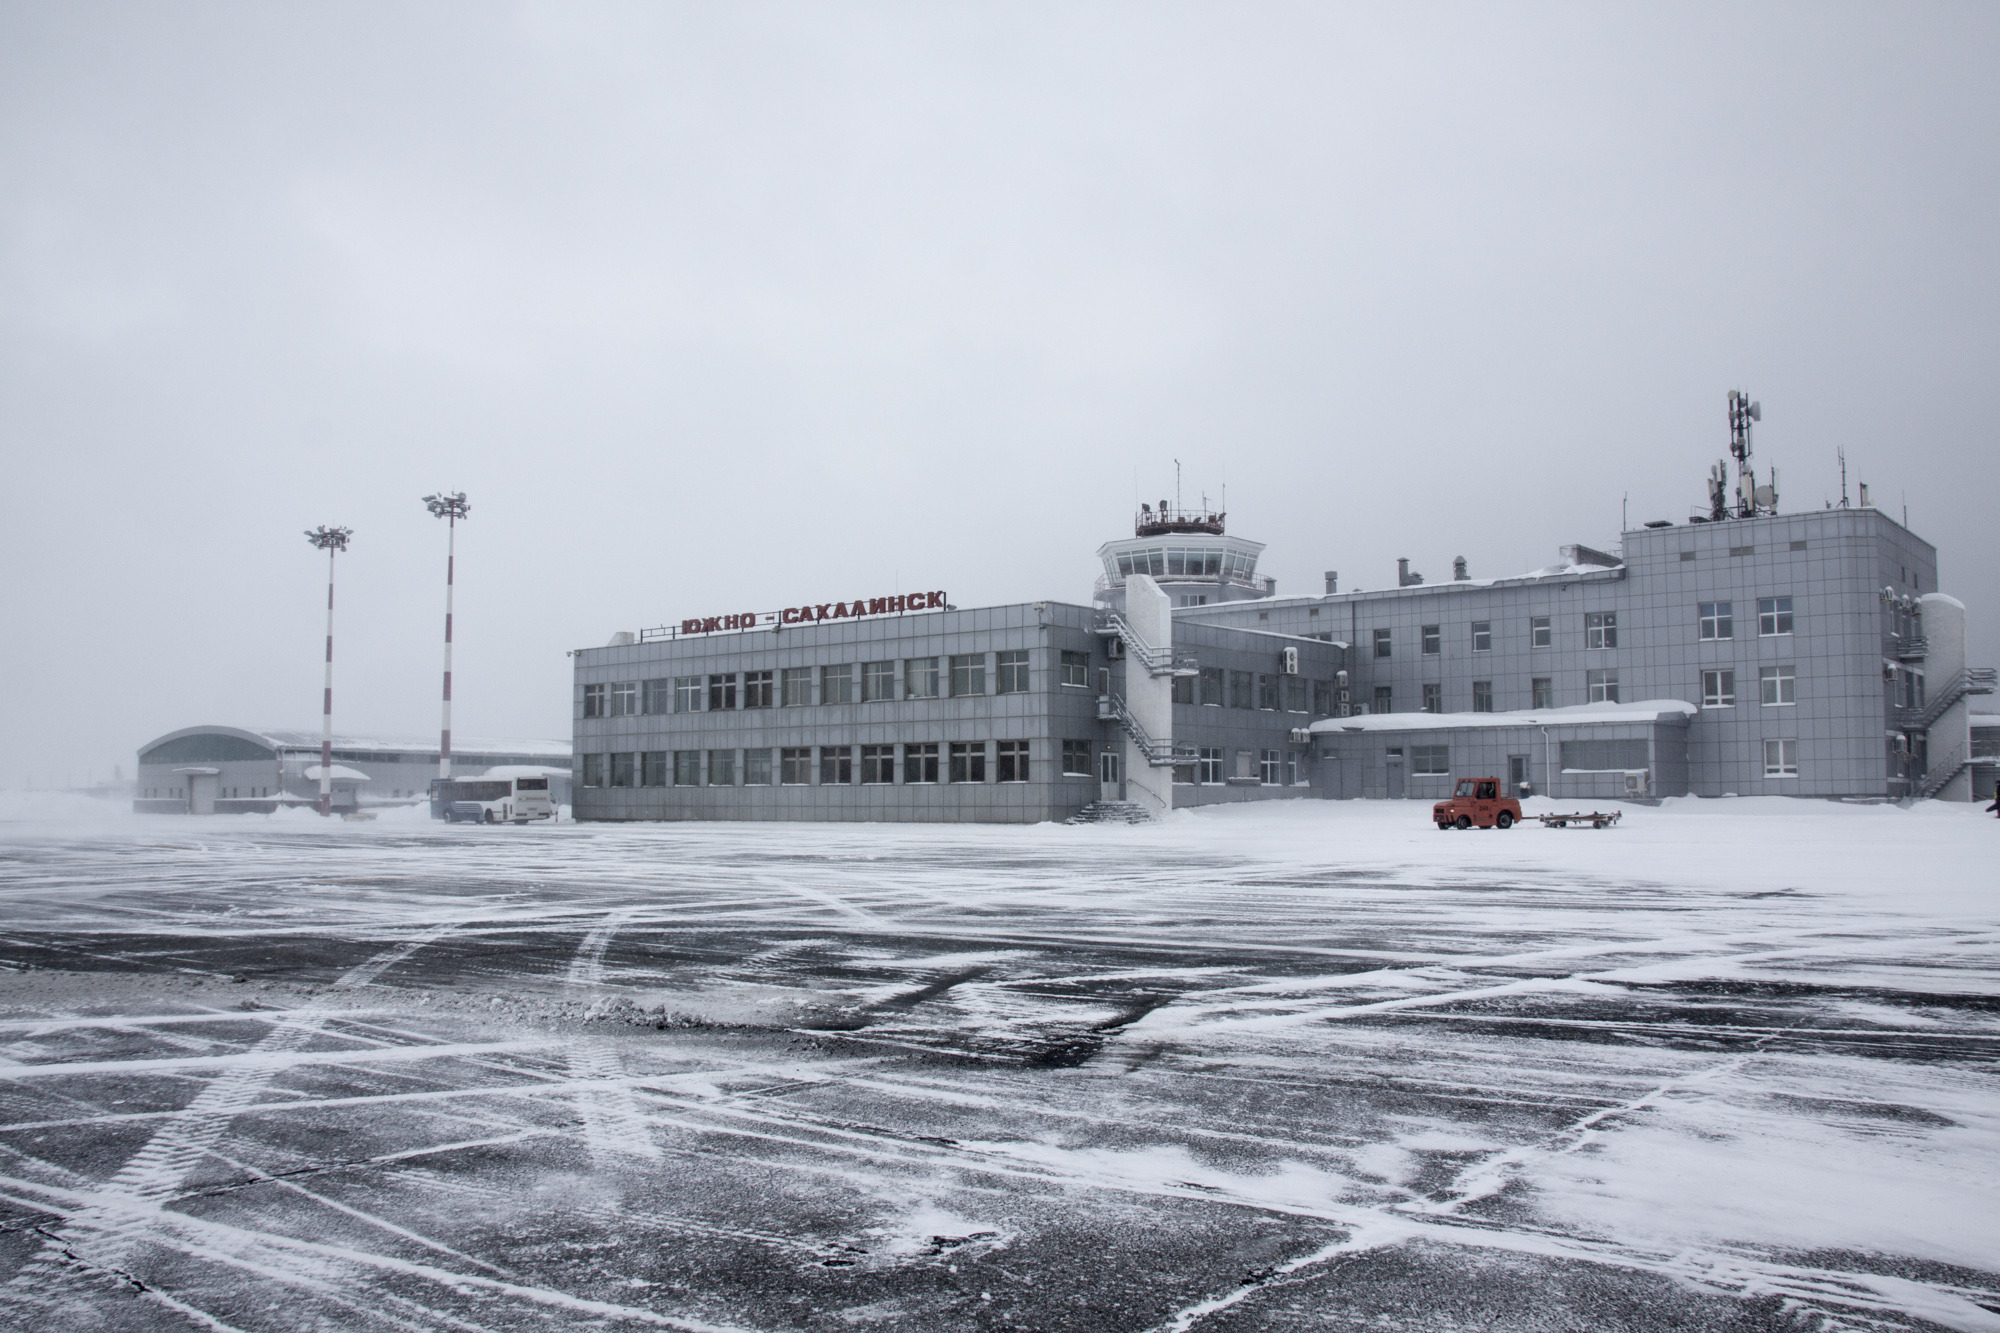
<box><xmin>0</xmin><ymin>794</ymin><xmax>1994</xmax><ymax>1331</ymax></box>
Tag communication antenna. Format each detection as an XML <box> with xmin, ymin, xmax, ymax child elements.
<box><xmin>1727</xmin><ymin>389</ymin><xmax>1761</xmax><ymax>518</ymax></box>
<box><xmin>1174</xmin><ymin>458</ymin><xmax>1182</xmax><ymax>512</ymax></box>
<box><xmin>1838</xmin><ymin>447</ymin><xmax>1849</xmax><ymax>508</ymax></box>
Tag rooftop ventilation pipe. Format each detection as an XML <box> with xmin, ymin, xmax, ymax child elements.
<box><xmin>1453</xmin><ymin>556</ymin><xmax>1469</xmax><ymax>581</ymax></box>
<box><xmin>1324</xmin><ymin>571</ymin><xmax>1338</xmax><ymax>595</ymax></box>
<box><xmin>1397</xmin><ymin>559</ymin><xmax>1424</xmax><ymax>587</ymax></box>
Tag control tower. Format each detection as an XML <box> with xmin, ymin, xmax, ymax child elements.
<box><xmin>1094</xmin><ymin>501</ymin><xmax>1272</xmax><ymax>611</ymax></box>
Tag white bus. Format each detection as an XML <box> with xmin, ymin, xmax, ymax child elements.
<box><xmin>429</xmin><ymin>774</ymin><xmax>555</xmax><ymax>824</ymax></box>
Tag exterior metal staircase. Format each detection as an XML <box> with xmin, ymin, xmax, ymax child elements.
<box><xmin>1917</xmin><ymin>740</ymin><xmax>1970</xmax><ymax>801</ymax></box>
<box><xmin>1896</xmin><ymin>666</ymin><xmax>1998</xmax><ymax>732</ymax></box>
<box><xmin>1094</xmin><ymin>612</ymin><xmax>1199</xmax><ymax>677</ymax></box>
<box><xmin>1097</xmin><ymin>692</ymin><xmax>1197</xmax><ymax>767</ymax></box>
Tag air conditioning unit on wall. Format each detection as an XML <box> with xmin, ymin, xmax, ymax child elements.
<box><xmin>1282</xmin><ymin>646</ymin><xmax>1299</xmax><ymax>675</ymax></box>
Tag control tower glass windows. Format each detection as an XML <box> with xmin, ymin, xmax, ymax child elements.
<box><xmin>1699</xmin><ymin>602</ymin><xmax>1733</xmax><ymax>640</ymax></box>
<box><xmin>780</xmin><ymin>668</ymin><xmax>812</xmax><ymax>707</ymax></box>
<box><xmin>1060</xmin><ymin>651</ymin><xmax>1089</xmax><ymax>688</ymax></box>
<box><xmin>1759</xmin><ymin>597</ymin><xmax>1794</xmax><ymax>636</ymax></box>
<box><xmin>905</xmin><ymin>658</ymin><xmax>939</xmax><ymax>699</ymax></box>
<box><xmin>862</xmin><ymin>661</ymin><xmax>895</xmax><ymax>702</ymax></box>
<box><xmin>950</xmin><ymin>654</ymin><xmax>986</xmax><ymax>696</ymax></box>
<box><xmin>1374</xmin><ymin>628</ymin><xmax>1393</xmax><ymax>658</ymax></box>
<box><xmin>997</xmin><ymin>650</ymin><xmax>1030</xmax><ymax>694</ymax></box>
<box><xmin>1586</xmin><ymin>612</ymin><xmax>1618</xmax><ymax>649</ymax></box>
<box><xmin>1421</xmin><ymin>625</ymin><xmax>1440</xmax><ymax>655</ymax></box>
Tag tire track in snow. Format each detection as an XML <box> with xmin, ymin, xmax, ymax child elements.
<box><xmin>0</xmin><ymin>922</ymin><xmax>459</xmax><ymax>1324</ymax></box>
<box><xmin>565</xmin><ymin>911</ymin><xmax>661</xmax><ymax>1165</ymax></box>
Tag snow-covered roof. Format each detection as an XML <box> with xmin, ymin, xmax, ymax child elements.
<box><xmin>1309</xmin><ymin>698</ymin><xmax>1698</xmax><ymax>735</ymax></box>
<box><xmin>303</xmin><ymin>764</ymin><xmax>371</xmax><ymax>783</ymax></box>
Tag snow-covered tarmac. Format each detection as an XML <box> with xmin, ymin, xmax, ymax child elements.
<box><xmin>0</xmin><ymin>794</ymin><xmax>1993</xmax><ymax>1331</ymax></box>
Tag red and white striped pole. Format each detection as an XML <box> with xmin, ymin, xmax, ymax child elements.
<box><xmin>424</xmin><ymin>492</ymin><xmax>470</xmax><ymax>781</ymax></box>
<box><xmin>304</xmin><ymin>526</ymin><xmax>352</xmax><ymax>817</ymax></box>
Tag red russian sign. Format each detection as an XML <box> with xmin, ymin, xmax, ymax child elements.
<box><xmin>676</xmin><ymin>590</ymin><xmax>947</xmax><ymax>637</ymax></box>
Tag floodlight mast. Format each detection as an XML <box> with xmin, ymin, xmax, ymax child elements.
<box><xmin>303</xmin><ymin>525</ymin><xmax>352</xmax><ymax>817</ymax></box>
<box><xmin>423</xmin><ymin>492</ymin><xmax>471</xmax><ymax>780</ymax></box>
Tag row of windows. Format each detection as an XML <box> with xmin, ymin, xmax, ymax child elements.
<box><xmin>1372</xmin><ymin>596</ymin><xmax>1797</xmax><ymax>660</ymax></box>
<box><xmin>580</xmin><ymin>740</ymin><xmax>1059</xmax><ymax>788</ymax></box>
<box><xmin>1697</xmin><ymin>598</ymin><xmax>1795</xmax><ymax>641</ymax></box>
<box><xmin>141</xmin><ymin>786</ymin><xmax>277</xmax><ymax>799</ymax></box>
<box><xmin>1365</xmin><ymin>664</ymin><xmax>1799</xmax><ymax>714</ymax></box>
<box><xmin>1171</xmin><ymin>670</ymin><xmax>1338</xmax><ymax>714</ymax></box>
<box><xmin>1387</xmin><ymin>739</ymin><xmax>1800</xmax><ymax>778</ymax></box>
<box><xmin>584</xmin><ymin>651</ymin><xmax>1072</xmax><ymax>717</ymax></box>
<box><xmin>1171</xmin><ymin>747</ymin><xmax>1308</xmax><ymax>786</ymax></box>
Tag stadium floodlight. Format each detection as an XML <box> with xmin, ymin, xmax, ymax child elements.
<box><xmin>422</xmin><ymin>492</ymin><xmax>471</xmax><ymax>780</ymax></box>
<box><xmin>303</xmin><ymin>526</ymin><xmax>353</xmax><ymax>817</ymax></box>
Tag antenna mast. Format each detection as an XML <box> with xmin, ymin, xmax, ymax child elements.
<box><xmin>1838</xmin><ymin>447</ymin><xmax>1849</xmax><ymax>508</ymax></box>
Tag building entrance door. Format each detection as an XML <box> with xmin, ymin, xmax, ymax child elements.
<box><xmin>1385</xmin><ymin>750</ymin><xmax>1404</xmax><ymax>799</ymax></box>
<box><xmin>188</xmin><ymin>773</ymin><xmax>218</xmax><ymax>815</ymax></box>
<box><xmin>1099</xmin><ymin>750</ymin><xmax>1123</xmax><ymax>803</ymax></box>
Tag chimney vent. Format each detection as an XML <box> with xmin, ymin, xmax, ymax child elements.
<box><xmin>1452</xmin><ymin>556</ymin><xmax>1469</xmax><ymax>581</ymax></box>
<box><xmin>1324</xmin><ymin>570</ymin><xmax>1338</xmax><ymax>595</ymax></box>
<box><xmin>1397</xmin><ymin>558</ymin><xmax>1424</xmax><ymax>587</ymax></box>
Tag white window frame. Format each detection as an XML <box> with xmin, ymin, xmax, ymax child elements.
<box><xmin>1758</xmin><ymin>596</ymin><xmax>1794</xmax><ymax>637</ymax></box>
<box><xmin>1586</xmin><ymin>611</ymin><xmax>1617</xmax><ymax>650</ymax></box>
<box><xmin>1587</xmin><ymin>668</ymin><xmax>1619</xmax><ymax>703</ymax></box>
<box><xmin>1198</xmin><ymin>747</ymin><xmax>1224</xmax><ymax>785</ymax></box>
<box><xmin>1530</xmin><ymin>615</ymin><xmax>1551</xmax><ymax>649</ymax></box>
<box><xmin>1471</xmin><ymin>621</ymin><xmax>1491</xmax><ymax>652</ymax></box>
<box><xmin>1760</xmin><ymin>665</ymin><xmax>1796</xmax><ymax>707</ymax></box>
<box><xmin>1698</xmin><ymin>601</ymin><xmax>1733</xmax><ymax>641</ymax></box>
<box><xmin>1701</xmin><ymin>669</ymin><xmax>1735</xmax><ymax>707</ymax></box>
<box><xmin>1764</xmin><ymin>737</ymin><xmax>1798</xmax><ymax>777</ymax></box>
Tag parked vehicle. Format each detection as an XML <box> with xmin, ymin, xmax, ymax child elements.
<box><xmin>429</xmin><ymin>776</ymin><xmax>554</xmax><ymax>824</ymax></box>
<box><xmin>1433</xmin><ymin>777</ymin><xmax>1522</xmax><ymax>830</ymax></box>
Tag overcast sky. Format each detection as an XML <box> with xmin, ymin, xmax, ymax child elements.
<box><xmin>3</xmin><ymin>2</ymin><xmax>1996</xmax><ymax>787</ymax></box>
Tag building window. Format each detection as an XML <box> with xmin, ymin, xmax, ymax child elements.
<box><xmin>1060</xmin><ymin>650</ymin><xmax>1090</xmax><ymax>688</ymax></box>
<box><xmin>819</xmin><ymin>746</ymin><xmax>853</xmax><ymax>785</ymax></box>
<box><xmin>642</xmin><ymin>678</ymin><xmax>671</xmax><ymax>714</ymax></box>
<box><xmin>1411</xmin><ymin>745</ymin><xmax>1449</xmax><ymax>776</ymax></box>
<box><xmin>608</xmin><ymin>753</ymin><xmax>635</xmax><ymax>786</ymax></box>
<box><xmin>1200</xmin><ymin>667</ymin><xmax>1224</xmax><ymax>706</ymax></box>
<box><xmin>904</xmin><ymin>743</ymin><xmax>939</xmax><ymax>783</ymax></box>
<box><xmin>582</xmin><ymin>684</ymin><xmax>606</xmax><ymax>718</ymax></box>
<box><xmin>1701</xmin><ymin>669</ymin><xmax>1735</xmax><ymax>707</ymax></box>
<box><xmin>1587</xmin><ymin>668</ymin><xmax>1620</xmax><ymax>703</ymax></box>
<box><xmin>1530</xmin><ymin>615</ymin><xmax>1551</xmax><ymax>649</ymax></box>
<box><xmin>581</xmin><ymin>754</ymin><xmax>605</xmax><ymax>787</ymax></box>
<box><xmin>949</xmin><ymin>742</ymin><xmax>986</xmax><ymax>783</ymax></box>
<box><xmin>1258</xmin><ymin>749</ymin><xmax>1282</xmax><ymax>784</ymax></box>
<box><xmin>1173</xmin><ymin>763</ymin><xmax>1195</xmax><ymax>785</ymax></box>
<box><xmin>708</xmin><ymin>750</ymin><xmax>736</xmax><ymax>786</ymax></box>
<box><xmin>1061</xmin><ymin>740</ymin><xmax>1092</xmax><ymax>776</ymax></box>
<box><xmin>996</xmin><ymin>650</ymin><xmax>1030</xmax><ymax>694</ymax></box>
<box><xmin>1197</xmin><ymin>747</ymin><xmax>1224</xmax><ymax>784</ymax></box>
<box><xmin>860</xmin><ymin>745</ymin><xmax>895</xmax><ymax>784</ymax></box>
<box><xmin>641</xmin><ymin>751</ymin><xmax>667</xmax><ymax>787</ymax></box>
<box><xmin>781</xmin><ymin>747</ymin><xmax>812</xmax><ymax>784</ymax></box>
<box><xmin>1759</xmin><ymin>596</ymin><xmax>1794</xmax><ymax>636</ymax></box>
<box><xmin>1374</xmin><ymin>628</ymin><xmax>1392</xmax><ymax>658</ymax></box>
<box><xmin>1760</xmin><ymin>665</ymin><xmax>1796</xmax><ymax>706</ymax></box>
<box><xmin>1172</xmin><ymin>675</ymin><xmax>1194</xmax><ymax>704</ymax></box>
<box><xmin>822</xmin><ymin>664</ymin><xmax>856</xmax><ymax>705</ymax></box>
<box><xmin>996</xmin><ymin>740</ymin><xmax>1030</xmax><ymax>782</ymax></box>
<box><xmin>1373</xmin><ymin>685</ymin><xmax>1393</xmax><ymax>714</ymax></box>
<box><xmin>1585</xmin><ymin>612</ymin><xmax>1617</xmax><ymax>649</ymax></box>
<box><xmin>744</xmin><ymin>749</ymin><xmax>772</xmax><ymax>785</ymax></box>
<box><xmin>862</xmin><ymin>660</ymin><xmax>896</xmax><ymax>702</ymax></box>
<box><xmin>1421</xmin><ymin>683</ymin><xmax>1442</xmax><ymax>713</ymax></box>
<box><xmin>1283</xmin><ymin>677</ymin><xmax>1307</xmax><ymax>712</ymax></box>
<box><xmin>1230</xmin><ymin>670</ymin><xmax>1254</xmax><ymax>709</ymax></box>
<box><xmin>741</xmin><ymin>670</ymin><xmax>773</xmax><ymax>709</ymax></box>
<box><xmin>1472</xmin><ymin>681</ymin><xmax>1493</xmax><ymax>713</ymax></box>
<box><xmin>675</xmin><ymin>676</ymin><xmax>703</xmax><ymax>712</ymax></box>
<box><xmin>1421</xmin><ymin>625</ymin><xmax>1441</xmax><ymax>655</ymax></box>
<box><xmin>1531</xmin><ymin>677</ymin><xmax>1552</xmax><ymax>709</ymax></box>
<box><xmin>1257</xmin><ymin>674</ymin><xmax>1278</xmax><ymax>710</ymax></box>
<box><xmin>1698</xmin><ymin>601</ymin><xmax>1733</xmax><ymax>640</ymax></box>
<box><xmin>950</xmin><ymin>654</ymin><xmax>986</xmax><ymax>697</ymax></box>
<box><xmin>707</xmin><ymin>674</ymin><xmax>737</xmax><ymax>711</ymax></box>
<box><xmin>1470</xmin><ymin>621</ymin><xmax>1491</xmax><ymax>653</ymax></box>
<box><xmin>1311</xmin><ymin>680</ymin><xmax>1333</xmax><ymax>716</ymax></box>
<box><xmin>672</xmin><ymin>751</ymin><xmax>699</xmax><ymax>786</ymax></box>
<box><xmin>1764</xmin><ymin>738</ymin><xmax>1798</xmax><ymax>777</ymax></box>
<box><xmin>780</xmin><ymin>668</ymin><xmax>812</xmax><ymax>707</ymax></box>
<box><xmin>905</xmin><ymin>657</ymin><xmax>939</xmax><ymax>699</ymax></box>
<box><xmin>1287</xmin><ymin>752</ymin><xmax>1303</xmax><ymax>785</ymax></box>
<box><xmin>609</xmin><ymin>682</ymin><xmax>637</xmax><ymax>716</ymax></box>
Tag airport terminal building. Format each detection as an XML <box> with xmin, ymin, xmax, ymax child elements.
<box><xmin>572</xmin><ymin>491</ymin><xmax>1991</xmax><ymax>822</ymax></box>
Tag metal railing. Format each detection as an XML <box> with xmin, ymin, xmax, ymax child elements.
<box><xmin>1884</xmin><ymin>633</ymin><xmax>1929</xmax><ymax>662</ymax></box>
<box><xmin>1092</xmin><ymin>612</ymin><xmax>1200</xmax><ymax>677</ymax></box>
<box><xmin>1097</xmin><ymin>693</ymin><xmax>1196</xmax><ymax>767</ymax></box>
<box><xmin>1093</xmin><ymin>571</ymin><xmax>1275</xmax><ymax>600</ymax></box>
<box><xmin>1917</xmin><ymin>740</ymin><xmax>1970</xmax><ymax>800</ymax></box>
<box><xmin>1895</xmin><ymin>666</ymin><xmax>1999</xmax><ymax>732</ymax></box>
